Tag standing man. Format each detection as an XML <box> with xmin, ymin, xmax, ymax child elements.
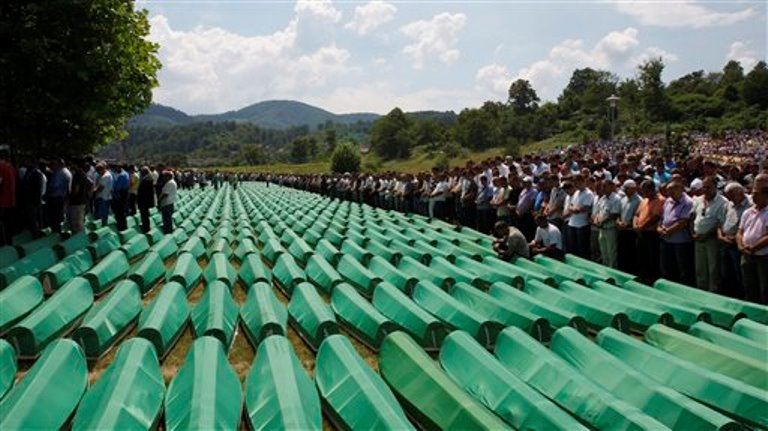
<box><xmin>128</xmin><ymin>165</ymin><xmax>140</xmax><ymax>216</ymax></box>
<box><xmin>658</xmin><ymin>181</ymin><xmax>695</xmax><ymax>286</ymax></box>
<box><xmin>111</xmin><ymin>165</ymin><xmax>130</xmax><ymax>231</ymax></box>
<box><xmin>563</xmin><ymin>175</ymin><xmax>593</xmax><ymax>259</ymax></box>
<box><xmin>691</xmin><ymin>176</ymin><xmax>728</xmax><ymax>292</ymax></box>
<box><xmin>158</xmin><ymin>171</ymin><xmax>177</xmax><ymax>234</ymax></box>
<box><xmin>67</xmin><ymin>161</ymin><xmax>92</xmax><ymax>233</ymax></box>
<box><xmin>617</xmin><ymin>179</ymin><xmax>641</xmax><ymax>273</ymax></box>
<box><xmin>593</xmin><ymin>180</ymin><xmax>622</xmax><ymax>268</ymax></box>
<box><xmin>719</xmin><ymin>182</ymin><xmax>751</xmax><ymax>298</ymax></box>
<box><xmin>45</xmin><ymin>159</ymin><xmax>71</xmax><ymax>234</ymax></box>
<box><xmin>634</xmin><ymin>180</ymin><xmax>664</xmax><ymax>284</ymax></box>
<box><xmin>137</xmin><ymin>167</ymin><xmax>155</xmax><ymax>233</ymax></box>
<box><xmin>93</xmin><ymin>163</ymin><xmax>113</xmax><ymax>227</ymax></box>
<box><xmin>737</xmin><ymin>186</ymin><xmax>768</xmax><ymax>304</ymax></box>
<box><xmin>20</xmin><ymin>159</ymin><xmax>46</xmax><ymax>238</ymax></box>
<box><xmin>0</xmin><ymin>150</ymin><xmax>16</xmax><ymax>244</ymax></box>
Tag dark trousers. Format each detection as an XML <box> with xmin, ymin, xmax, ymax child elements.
<box><xmin>741</xmin><ymin>254</ymin><xmax>768</xmax><ymax>304</ymax></box>
<box><xmin>129</xmin><ymin>194</ymin><xmax>137</xmax><ymax>215</ymax></box>
<box><xmin>0</xmin><ymin>207</ymin><xmax>16</xmax><ymax>246</ymax></box>
<box><xmin>637</xmin><ymin>230</ymin><xmax>660</xmax><ymax>284</ymax></box>
<box><xmin>22</xmin><ymin>204</ymin><xmax>42</xmax><ymax>238</ymax></box>
<box><xmin>461</xmin><ymin>203</ymin><xmax>476</xmax><ymax>229</ymax></box>
<box><xmin>161</xmin><ymin>204</ymin><xmax>174</xmax><ymax>234</ymax></box>
<box><xmin>660</xmin><ymin>240</ymin><xmax>695</xmax><ymax>286</ymax></box>
<box><xmin>566</xmin><ymin>225</ymin><xmax>591</xmax><ymax>259</ymax></box>
<box><xmin>617</xmin><ymin>229</ymin><xmax>638</xmax><ymax>275</ymax></box>
<box><xmin>477</xmin><ymin>209</ymin><xmax>494</xmax><ymax>234</ymax></box>
<box><xmin>111</xmin><ymin>192</ymin><xmax>128</xmax><ymax>231</ymax></box>
<box><xmin>720</xmin><ymin>244</ymin><xmax>743</xmax><ymax>298</ymax></box>
<box><xmin>139</xmin><ymin>206</ymin><xmax>151</xmax><ymax>234</ymax></box>
<box><xmin>518</xmin><ymin>213</ymin><xmax>536</xmax><ymax>242</ymax></box>
<box><xmin>45</xmin><ymin>196</ymin><xmax>65</xmax><ymax>234</ymax></box>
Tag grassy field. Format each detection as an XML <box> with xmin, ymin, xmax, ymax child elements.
<box><xmin>214</xmin><ymin>135</ymin><xmax>576</xmax><ymax>175</ymax></box>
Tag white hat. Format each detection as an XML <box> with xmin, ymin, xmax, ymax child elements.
<box><xmin>523</xmin><ymin>176</ymin><xmax>533</xmax><ymax>183</ymax></box>
<box><xmin>622</xmin><ymin>179</ymin><xmax>637</xmax><ymax>189</ymax></box>
<box><xmin>689</xmin><ymin>178</ymin><xmax>703</xmax><ymax>191</ymax></box>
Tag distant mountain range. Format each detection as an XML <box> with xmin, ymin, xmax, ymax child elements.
<box><xmin>128</xmin><ymin>100</ymin><xmax>382</xmax><ymax>130</ymax></box>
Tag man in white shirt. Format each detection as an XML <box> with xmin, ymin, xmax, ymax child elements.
<box><xmin>158</xmin><ymin>171</ymin><xmax>177</xmax><ymax>234</ymax></box>
<box><xmin>692</xmin><ymin>176</ymin><xmax>728</xmax><ymax>291</ymax></box>
<box><xmin>429</xmin><ymin>175</ymin><xmax>448</xmax><ymax>220</ymax></box>
<box><xmin>593</xmin><ymin>180</ymin><xmax>622</xmax><ymax>268</ymax></box>
<box><xmin>530</xmin><ymin>214</ymin><xmax>563</xmax><ymax>260</ymax></box>
<box><xmin>563</xmin><ymin>176</ymin><xmax>593</xmax><ymax>258</ymax></box>
<box><xmin>93</xmin><ymin>163</ymin><xmax>113</xmax><ymax>226</ymax></box>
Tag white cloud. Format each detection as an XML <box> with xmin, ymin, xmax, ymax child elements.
<box><xmin>292</xmin><ymin>0</ymin><xmax>343</xmax><ymax>53</ymax></box>
<box><xmin>726</xmin><ymin>41</ymin><xmax>759</xmax><ymax>71</ymax></box>
<box><xmin>478</xmin><ymin>27</ymin><xmax>678</xmax><ymax>101</ymax></box>
<box><xmin>631</xmin><ymin>46</ymin><xmax>679</xmax><ymax>67</ymax></box>
<box><xmin>400</xmin><ymin>12</ymin><xmax>467</xmax><ymax>69</ymax></box>
<box><xmin>148</xmin><ymin>9</ymin><xmax>353</xmax><ymax>114</ymax></box>
<box><xmin>616</xmin><ymin>0</ymin><xmax>754</xmax><ymax>28</ymax></box>
<box><xmin>345</xmin><ymin>1</ymin><xmax>397</xmax><ymax>36</ymax></box>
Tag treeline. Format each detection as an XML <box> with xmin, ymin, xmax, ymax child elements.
<box><xmin>370</xmin><ymin>58</ymin><xmax>768</xmax><ymax>162</ymax></box>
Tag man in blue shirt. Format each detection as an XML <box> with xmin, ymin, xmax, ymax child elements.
<box><xmin>45</xmin><ymin>159</ymin><xmax>71</xmax><ymax>233</ymax></box>
<box><xmin>111</xmin><ymin>164</ymin><xmax>130</xmax><ymax>231</ymax></box>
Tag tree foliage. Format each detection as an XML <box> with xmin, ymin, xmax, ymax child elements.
<box><xmin>638</xmin><ymin>58</ymin><xmax>672</xmax><ymax>122</ymax></box>
<box><xmin>370</xmin><ymin>108</ymin><xmax>412</xmax><ymax>160</ymax></box>
<box><xmin>330</xmin><ymin>142</ymin><xmax>361</xmax><ymax>173</ymax></box>
<box><xmin>2</xmin><ymin>0</ymin><xmax>161</xmax><ymax>156</ymax></box>
<box><xmin>507</xmin><ymin>79</ymin><xmax>540</xmax><ymax>114</ymax></box>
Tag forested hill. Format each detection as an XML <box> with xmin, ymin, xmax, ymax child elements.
<box><xmin>129</xmin><ymin>100</ymin><xmax>380</xmax><ymax>130</ymax></box>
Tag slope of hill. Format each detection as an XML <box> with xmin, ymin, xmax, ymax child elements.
<box><xmin>127</xmin><ymin>104</ymin><xmax>193</xmax><ymax>128</ymax></box>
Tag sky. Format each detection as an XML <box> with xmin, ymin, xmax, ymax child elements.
<box><xmin>139</xmin><ymin>0</ymin><xmax>767</xmax><ymax>115</ymax></box>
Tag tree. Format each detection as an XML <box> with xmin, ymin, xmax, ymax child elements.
<box><xmin>324</xmin><ymin>128</ymin><xmax>337</xmax><ymax>153</ymax></box>
<box><xmin>743</xmin><ymin>61</ymin><xmax>768</xmax><ymax>108</ymax></box>
<box><xmin>240</xmin><ymin>145</ymin><xmax>265</xmax><ymax>165</ymax></box>
<box><xmin>638</xmin><ymin>58</ymin><xmax>672</xmax><ymax>122</ymax></box>
<box><xmin>507</xmin><ymin>79</ymin><xmax>540</xmax><ymax>114</ymax></box>
<box><xmin>370</xmin><ymin>108</ymin><xmax>411</xmax><ymax>159</ymax></box>
<box><xmin>2</xmin><ymin>0</ymin><xmax>161</xmax><ymax>156</ymax></box>
<box><xmin>330</xmin><ymin>142</ymin><xmax>361</xmax><ymax>173</ymax></box>
<box><xmin>719</xmin><ymin>60</ymin><xmax>744</xmax><ymax>103</ymax></box>
<box><xmin>453</xmin><ymin>108</ymin><xmax>499</xmax><ymax>150</ymax></box>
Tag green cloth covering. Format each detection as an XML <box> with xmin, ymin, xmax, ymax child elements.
<box><xmin>428</xmin><ymin>256</ymin><xmax>486</xmax><ymax>289</ymax></box>
<box><xmin>0</xmin><ymin>247</ymin><xmax>58</xmax><ymax>288</ymax></box>
<box><xmin>119</xmin><ymin>235</ymin><xmax>150</xmax><ymax>260</ymax></box>
<box><xmin>128</xmin><ymin>251</ymin><xmax>165</xmax><ymax>295</ymax></box>
<box><xmin>366</xmin><ymin>255</ymin><xmax>417</xmax><ymax>294</ymax></box>
<box><xmin>179</xmin><ymin>237</ymin><xmax>206</xmax><ymax>260</ymax></box>
<box><xmin>167</xmin><ymin>252</ymin><xmax>203</xmax><ymax>292</ymax></box>
<box><xmin>316</xmin><ymin>334</ymin><xmax>414</xmax><ymax>430</ymax></box>
<box><xmin>322</xmin><ymin>226</ymin><xmax>345</xmax><ymax>247</ymax></box>
<box><xmin>452</xmin><ymin>255</ymin><xmax>528</xmax><ymax>289</ymax></box>
<box><xmin>397</xmin><ymin>255</ymin><xmax>454</xmax><ymax>289</ymax></box>
<box><xmin>301</xmin><ymin>228</ymin><xmax>322</xmax><ymax>247</ymax></box>
<box><xmin>513</xmin><ymin>256</ymin><xmax>585</xmax><ymax>285</ymax></box>
<box><xmin>83</xmin><ymin>250</ymin><xmax>130</xmax><ymax>294</ymax></box>
<box><xmin>172</xmin><ymin>228</ymin><xmax>189</xmax><ymax>246</ymax></box>
<box><xmin>164</xmin><ymin>336</ymin><xmax>242</xmax><ymax>431</ymax></box>
<box><xmin>72</xmin><ymin>280</ymin><xmax>142</xmax><ymax>358</ymax></box>
<box><xmin>534</xmin><ymin>254</ymin><xmax>614</xmax><ymax>285</ymax></box>
<box><xmin>0</xmin><ymin>339</ymin><xmax>87</xmax><ymax>430</ymax></box>
<box><xmin>551</xmin><ymin>327</ymin><xmax>739</xmax><ymax>431</ymax></box>
<box><xmin>207</xmin><ymin>238</ymin><xmax>232</xmax><ymax>259</ymax></box>
<box><xmin>234</xmin><ymin>237</ymin><xmax>257</xmax><ymax>262</ymax></box>
<box><xmin>0</xmin><ymin>275</ymin><xmax>44</xmax><ymax>335</ymax></box>
<box><xmin>145</xmin><ymin>228</ymin><xmax>164</xmax><ymax>245</ymax></box>
<box><xmin>53</xmin><ymin>232</ymin><xmax>90</xmax><ymax>259</ymax></box>
<box><xmin>524</xmin><ymin>279</ymin><xmax>630</xmax><ymax>331</ymax></box>
<box><xmin>340</xmin><ymin>239</ymin><xmax>373</xmax><ymax>265</ymax></box>
<box><xmin>240</xmin><ymin>282</ymin><xmax>288</xmax><ymax>347</ymax></box>
<box><xmin>245</xmin><ymin>335</ymin><xmax>322</xmax><ymax>430</ymax></box>
<box><xmin>331</xmin><ymin>283</ymin><xmax>398</xmax><ymax>348</ymax></box>
<box><xmin>364</xmin><ymin>239</ymin><xmax>402</xmax><ymax>265</ymax></box>
<box><xmin>336</xmin><ymin>254</ymin><xmax>382</xmax><ymax>297</ymax></box>
<box><xmin>0</xmin><ymin>339</ymin><xmax>16</xmax><ymax>400</ymax></box>
<box><xmin>623</xmin><ymin>280</ymin><xmax>724</xmax><ymax>325</ymax></box>
<box><xmin>204</xmin><ymin>252</ymin><xmax>237</xmax><ymax>289</ymax></box>
<box><xmin>315</xmin><ymin>239</ymin><xmax>342</xmax><ymax>266</ymax></box>
<box><xmin>88</xmin><ymin>232</ymin><xmax>121</xmax><ymax>261</ymax></box>
<box><xmin>288</xmin><ymin>282</ymin><xmax>339</xmax><ymax>351</ymax></box>
<box><xmin>190</xmin><ymin>281</ymin><xmax>239</xmax><ymax>350</ymax></box>
<box><xmin>148</xmin><ymin>235</ymin><xmax>179</xmax><ymax>261</ymax></box>
<box><xmin>138</xmin><ymin>282</ymin><xmax>190</xmax><ymax>358</ymax></box>
<box><xmin>654</xmin><ymin>279</ymin><xmax>765</xmax><ymax>324</ymax></box>
<box><xmin>6</xmin><ymin>277</ymin><xmax>93</xmax><ymax>356</ymax></box>
<box><xmin>732</xmin><ymin>318</ymin><xmax>768</xmax><ymax>345</ymax></box>
<box><xmin>592</xmin><ymin>280</ymin><xmax>702</xmax><ymax>328</ymax></box>
<box><xmin>118</xmin><ymin>227</ymin><xmax>141</xmax><ymax>244</ymax></box>
<box><xmin>239</xmin><ymin>253</ymin><xmax>272</xmax><ymax>287</ymax></box>
<box><xmin>379</xmin><ymin>331</ymin><xmax>511</xmax><ymax>430</ymax></box>
<box><xmin>689</xmin><ymin>321</ymin><xmax>768</xmax><ymax>362</ymax></box>
<box><xmin>15</xmin><ymin>234</ymin><xmax>60</xmax><ymax>257</ymax></box>
<box><xmin>495</xmin><ymin>327</ymin><xmax>669</xmax><ymax>430</ymax></box>
<box><xmin>71</xmin><ymin>338</ymin><xmax>165</xmax><ymax>430</ymax></box>
<box><xmin>273</xmin><ymin>253</ymin><xmax>306</xmax><ymax>296</ymax></box>
<box><xmin>41</xmin><ymin>249</ymin><xmax>94</xmax><ymax>293</ymax></box>
<box><xmin>439</xmin><ymin>331</ymin><xmax>588</xmax><ymax>431</ymax></box>
<box><xmin>412</xmin><ymin>280</ymin><xmax>503</xmax><ymax>349</ymax></box>
<box><xmin>644</xmin><ymin>323</ymin><xmax>767</xmax><ymax>390</ymax></box>
<box><xmin>489</xmin><ymin>282</ymin><xmax>589</xmax><ymax>333</ymax></box>
<box><xmin>304</xmin><ymin>254</ymin><xmax>343</xmax><ymax>294</ymax></box>
<box><xmin>564</xmin><ymin>253</ymin><xmax>637</xmax><ymax>284</ymax></box>
<box><xmin>261</xmin><ymin>238</ymin><xmax>285</xmax><ymax>265</ymax></box>
<box><xmin>0</xmin><ymin>245</ymin><xmax>19</xmax><ymax>268</ymax></box>
<box><xmin>597</xmin><ymin>327</ymin><xmax>768</xmax><ymax>427</ymax></box>
<box><xmin>372</xmin><ymin>282</ymin><xmax>448</xmax><ymax>349</ymax></box>
<box><xmin>484</xmin><ymin>255</ymin><xmax>551</xmax><ymax>286</ymax></box>
<box><xmin>389</xmin><ymin>239</ymin><xmax>431</xmax><ymax>264</ymax></box>
<box><xmin>449</xmin><ymin>282</ymin><xmax>552</xmax><ymax>341</ymax></box>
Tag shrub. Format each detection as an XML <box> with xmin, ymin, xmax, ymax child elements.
<box><xmin>330</xmin><ymin>142</ymin><xmax>361</xmax><ymax>173</ymax></box>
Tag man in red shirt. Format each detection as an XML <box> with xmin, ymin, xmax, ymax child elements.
<box><xmin>0</xmin><ymin>149</ymin><xmax>16</xmax><ymax>245</ymax></box>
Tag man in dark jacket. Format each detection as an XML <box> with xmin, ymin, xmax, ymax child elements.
<box><xmin>137</xmin><ymin>166</ymin><xmax>155</xmax><ymax>233</ymax></box>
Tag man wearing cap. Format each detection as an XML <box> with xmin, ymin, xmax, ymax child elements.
<box><xmin>691</xmin><ymin>176</ymin><xmax>728</xmax><ymax>291</ymax></box>
<box><xmin>658</xmin><ymin>181</ymin><xmax>695</xmax><ymax>286</ymax></box>
<box><xmin>158</xmin><ymin>171</ymin><xmax>177</xmax><ymax>234</ymax></box>
<box><xmin>737</xmin><ymin>186</ymin><xmax>768</xmax><ymax>304</ymax></box>
<box><xmin>719</xmin><ymin>182</ymin><xmax>751</xmax><ymax>298</ymax></box>
<box><xmin>617</xmin><ymin>179</ymin><xmax>641</xmax><ymax>273</ymax></box>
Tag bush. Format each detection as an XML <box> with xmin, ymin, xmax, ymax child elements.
<box><xmin>433</xmin><ymin>153</ymin><xmax>451</xmax><ymax>171</ymax></box>
<box><xmin>330</xmin><ymin>142</ymin><xmax>361</xmax><ymax>173</ymax></box>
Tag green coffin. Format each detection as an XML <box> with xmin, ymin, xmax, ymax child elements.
<box><xmin>316</xmin><ymin>334</ymin><xmax>414</xmax><ymax>430</ymax></box>
<box><xmin>207</xmin><ymin>238</ymin><xmax>232</xmax><ymax>259</ymax></box>
<box><xmin>412</xmin><ymin>280</ymin><xmax>503</xmax><ymax>349</ymax></box>
<box><xmin>137</xmin><ymin>282</ymin><xmax>190</xmax><ymax>358</ymax></box>
<box><xmin>83</xmin><ymin>250</ymin><xmax>130</xmax><ymax>294</ymax></box>
<box><xmin>164</xmin><ymin>336</ymin><xmax>242</xmax><ymax>431</ymax></box>
<box><xmin>622</xmin><ymin>280</ymin><xmax>722</xmax><ymax>325</ymax></box>
<box><xmin>592</xmin><ymin>280</ymin><xmax>701</xmax><ymax>328</ymax></box>
<box><xmin>322</xmin><ymin>227</ymin><xmax>345</xmax><ymax>247</ymax></box>
<box><xmin>428</xmin><ymin>256</ymin><xmax>487</xmax><ymax>289</ymax></box>
<box><xmin>6</xmin><ymin>277</ymin><xmax>93</xmax><ymax>357</ymax></box>
<box><xmin>234</xmin><ymin>238</ymin><xmax>258</xmax><ymax>262</ymax></box>
<box><xmin>273</xmin><ymin>253</ymin><xmax>306</xmax><ymax>296</ymax></box>
<box><xmin>261</xmin><ymin>237</ymin><xmax>285</xmax><ymax>265</ymax></box>
<box><xmin>564</xmin><ymin>253</ymin><xmax>637</xmax><ymax>284</ymax></box>
<box><xmin>452</xmin><ymin>255</ymin><xmax>527</xmax><ymax>289</ymax></box>
<box><xmin>145</xmin><ymin>228</ymin><xmax>164</xmax><ymax>245</ymax></box>
<box><xmin>41</xmin><ymin>249</ymin><xmax>94</xmax><ymax>293</ymax></box>
<box><xmin>304</xmin><ymin>254</ymin><xmax>343</xmax><ymax>294</ymax></box>
<box><xmin>484</xmin><ymin>255</ymin><xmax>553</xmax><ymax>287</ymax></box>
<box><xmin>71</xmin><ymin>338</ymin><xmax>165</xmax><ymax>431</ymax></box>
<box><xmin>118</xmin><ymin>227</ymin><xmax>141</xmax><ymax>244</ymax></box>
<box><xmin>524</xmin><ymin>279</ymin><xmax>629</xmax><ymax>331</ymax></box>
<box><xmin>0</xmin><ymin>248</ymin><xmax>58</xmax><ymax>288</ymax></box>
<box><xmin>440</xmin><ymin>331</ymin><xmax>587</xmax><ymax>431</ymax></box>
<box><xmin>120</xmin><ymin>235</ymin><xmax>150</xmax><ymax>260</ymax></box>
<box><xmin>551</xmin><ymin>327</ymin><xmax>738</xmax><ymax>431</ymax></box>
<box><xmin>732</xmin><ymin>318</ymin><xmax>768</xmax><ymax>344</ymax></box>
<box><xmin>654</xmin><ymin>279</ymin><xmax>762</xmax><ymax>324</ymax></box>
<box><xmin>15</xmin><ymin>234</ymin><xmax>60</xmax><ymax>257</ymax></box>
<box><xmin>315</xmin><ymin>239</ymin><xmax>342</xmax><ymax>266</ymax></box>
<box><xmin>597</xmin><ymin>327</ymin><xmax>768</xmax><ymax>427</ymax></box>
<box><xmin>167</xmin><ymin>252</ymin><xmax>203</xmax><ymax>292</ymax></box>
<box><xmin>397</xmin><ymin>256</ymin><xmax>454</xmax><ymax>290</ymax></box>
<box><xmin>88</xmin><ymin>232</ymin><xmax>121</xmax><ymax>261</ymax></box>
<box><xmin>190</xmin><ymin>281</ymin><xmax>239</xmax><ymax>350</ymax></box>
<box><xmin>53</xmin><ymin>232</ymin><xmax>91</xmax><ymax>259</ymax></box>
<box><xmin>239</xmin><ymin>253</ymin><xmax>272</xmax><ymax>287</ymax></box>
<box><xmin>179</xmin><ymin>237</ymin><xmax>206</xmax><ymax>260</ymax></box>
<box><xmin>336</xmin><ymin>254</ymin><xmax>382</xmax><ymax>297</ymax></box>
<box><xmin>366</xmin><ymin>255</ymin><xmax>417</xmax><ymax>294</ymax></box>
<box><xmin>288</xmin><ymin>282</ymin><xmax>339</xmax><ymax>351</ymax></box>
<box><xmin>340</xmin><ymin>239</ymin><xmax>373</xmax><ymax>265</ymax></box>
<box><xmin>0</xmin><ymin>245</ymin><xmax>19</xmax><ymax>268</ymax></box>
<box><xmin>128</xmin><ymin>251</ymin><xmax>165</xmax><ymax>295</ymax></box>
<box><xmin>449</xmin><ymin>282</ymin><xmax>552</xmax><ymax>341</ymax></box>
<box><xmin>0</xmin><ymin>275</ymin><xmax>44</xmax><ymax>335</ymax></box>
<box><xmin>72</xmin><ymin>280</ymin><xmax>142</xmax><ymax>358</ymax></box>
<box><xmin>379</xmin><ymin>331</ymin><xmax>510</xmax><ymax>430</ymax></box>
<box><xmin>389</xmin><ymin>239</ymin><xmax>431</xmax><ymax>264</ymax></box>
<box><xmin>644</xmin><ymin>323</ymin><xmax>767</xmax><ymax>390</ymax></box>
<box><xmin>534</xmin><ymin>254</ymin><xmax>614</xmax><ymax>284</ymax></box>
<box><xmin>689</xmin><ymin>321</ymin><xmax>768</xmax><ymax>362</ymax></box>
<box><xmin>240</xmin><ymin>282</ymin><xmax>288</xmax><ymax>348</ymax></box>
<box><xmin>364</xmin><ymin>240</ymin><xmax>402</xmax><ymax>265</ymax></box>
<box><xmin>0</xmin><ymin>339</ymin><xmax>16</xmax><ymax>400</ymax></box>
<box><xmin>302</xmin><ymin>228</ymin><xmax>322</xmax><ymax>248</ymax></box>
<box><xmin>0</xmin><ymin>339</ymin><xmax>87</xmax><ymax>430</ymax></box>
<box><xmin>372</xmin><ymin>282</ymin><xmax>448</xmax><ymax>350</ymax></box>
<box><xmin>495</xmin><ymin>326</ymin><xmax>667</xmax><ymax>430</ymax></box>
<box><xmin>331</xmin><ymin>283</ymin><xmax>398</xmax><ymax>349</ymax></box>
<box><xmin>245</xmin><ymin>335</ymin><xmax>322</xmax><ymax>430</ymax></box>
<box><xmin>172</xmin><ymin>228</ymin><xmax>189</xmax><ymax>246</ymax></box>
<box><xmin>204</xmin><ymin>252</ymin><xmax>238</xmax><ymax>289</ymax></box>
<box><xmin>149</xmin><ymin>235</ymin><xmax>179</xmax><ymax>261</ymax></box>
<box><xmin>287</xmin><ymin>236</ymin><xmax>314</xmax><ymax>265</ymax></box>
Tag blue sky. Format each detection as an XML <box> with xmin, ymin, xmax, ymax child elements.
<box><xmin>139</xmin><ymin>0</ymin><xmax>766</xmax><ymax>115</ymax></box>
